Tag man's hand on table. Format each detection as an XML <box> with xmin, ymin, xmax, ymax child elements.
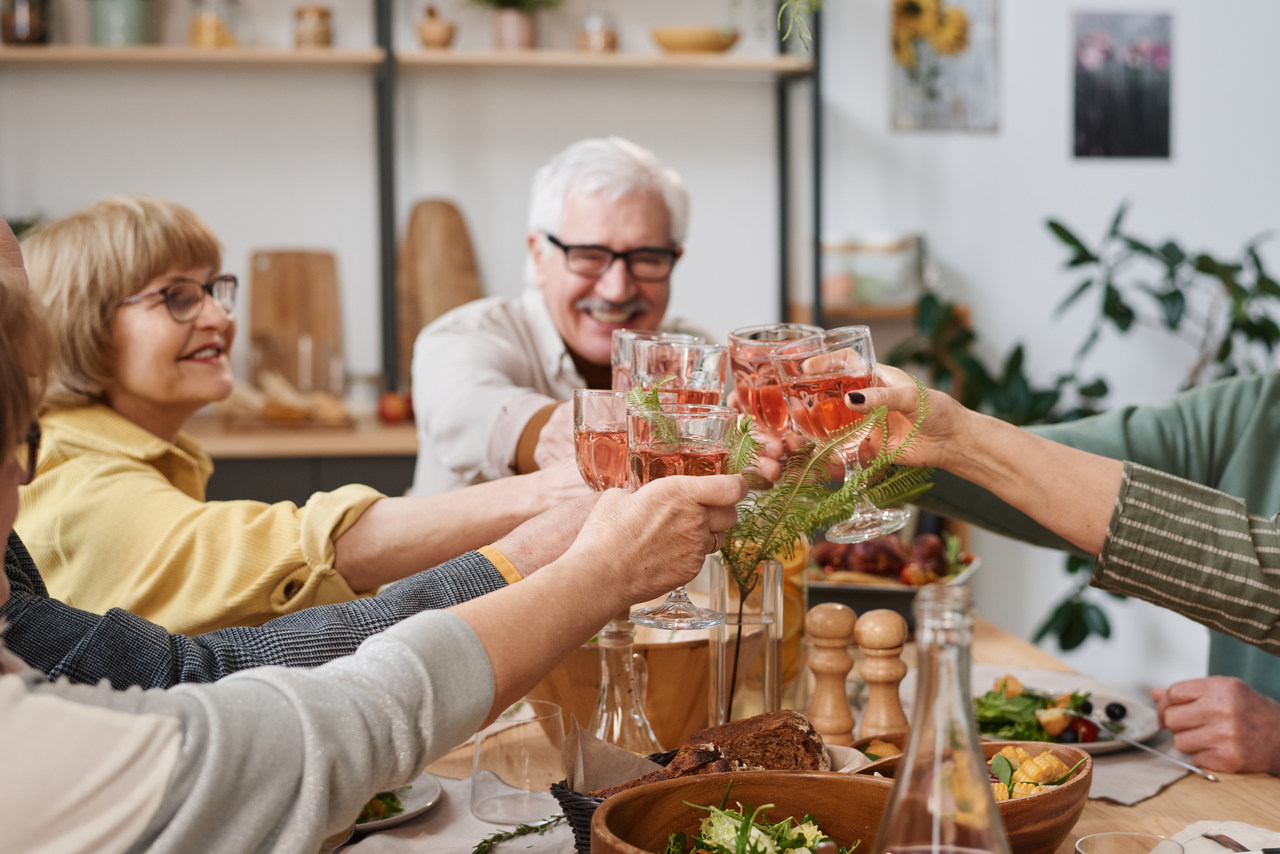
<box><xmin>1152</xmin><ymin>676</ymin><xmax>1280</xmax><ymax>775</ymax></box>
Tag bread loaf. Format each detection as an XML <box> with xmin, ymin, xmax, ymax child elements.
<box><xmin>587</xmin><ymin>710</ymin><xmax>828</xmax><ymax>799</ymax></box>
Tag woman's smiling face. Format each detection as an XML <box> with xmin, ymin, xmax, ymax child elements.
<box><xmin>107</xmin><ymin>266</ymin><xmax>236</xmax><ymax>441</ymax></box>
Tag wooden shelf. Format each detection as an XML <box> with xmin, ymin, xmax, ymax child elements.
<box><xmin>398</xmin><ymin>49</ymin><xmax>813</xmax><ymax>78</ymax></box>
<box><xmin>0</xmin><ymin>45</ymin><xmax>386</xmax><ymax>69</ymax></box>
<box><xmin>790</xmin><ymin>302</ymin><xmax>920</xmax><ymax>324</ymax></box>
<box><xmin>186</xmin><ymin>416</ymin><xmax>417</xmax><ymax>459</ymax></box>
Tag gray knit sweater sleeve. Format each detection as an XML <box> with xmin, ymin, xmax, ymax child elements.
<box><xmin>25</xmin><ymin>610</ymin><xmax>495</xmax><ymax>854</ymax></box>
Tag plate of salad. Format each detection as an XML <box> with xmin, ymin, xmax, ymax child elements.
<box><xmin>354</xmin><ymin>771</ymin><xmax>444</xmax><ymax>831</ymax></box>
<box><xmin>969</xmin><ymin>665</ymin><xmax>1160</xmax><ymax>755</ymax></box>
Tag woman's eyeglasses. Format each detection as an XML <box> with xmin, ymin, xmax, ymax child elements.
<box><xmin>120</xmin><ymin>274</ymin><xmax>238</xmax><ymax>323</ymax></box>
<box><xmin>16</xmin><ymin>418</ymin><xmax>40</xmax><ymax>487</ymax></box>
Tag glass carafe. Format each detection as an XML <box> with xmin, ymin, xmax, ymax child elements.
<box><xmin>588</xmin><ymin>614</ymin><xmax>662</xmax><ymax>755</ymax></box>
<box><xmin>870</xmin><ymin>584</ymin><xmax>1012</xmax><ymax>854</ymax></box>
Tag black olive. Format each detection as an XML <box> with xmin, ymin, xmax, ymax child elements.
<box><xmin>1080</xmin><ymin>699</ymin><xmax>1093</xmax><ymax>715</ymax></box>
<box><xmin>1105</xmin><ymin>702</ymin><xmax>1128</xmax><ymax>721</ymax></box>
<box><xmin>1057</xmin><ymin>727</ymin><xmax>1080</xmax><ymax>743</ymax></box>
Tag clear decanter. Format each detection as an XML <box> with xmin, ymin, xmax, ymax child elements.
<box><xmin>588</xmin><ymin>614</ymin><xmax>662</xmax><ymax>755</ymax></box>
<box><xmin>870</xmin><ymin>584</ymin><xmax>1012</xmax><ymax>854</ymax></box>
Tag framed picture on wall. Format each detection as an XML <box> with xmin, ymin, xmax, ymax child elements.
<box><xmin>1073</xmin><ymin>12</ymin><xmax>1172</xmax><ymax>159</ymax></box>
<box><xmin>890</xmin><ymin>0</ymin><xmax>999</xmax><ymax>132</ymax></box>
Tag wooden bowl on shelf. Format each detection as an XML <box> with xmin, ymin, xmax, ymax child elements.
<box><xmin>651</xmin><ymin>26</ymin><xmax>739</xmax><ymax>54</ymax></box>
<box><xmin>592</xmin><ymin>770</ymin><xmax>892</xmax><ymax>854</ymax></box>
<box><xmin>854</xmin><ymin>739</ymin><xmax>1093</xmax><ymax>854</ymax></box>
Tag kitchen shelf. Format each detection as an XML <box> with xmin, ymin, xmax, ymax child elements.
<box><xmin>0</xmin><ymin>45</ymin><xmax>386</xmax><ymax>69</ymax></box>
<box><xmin>397</xmin><ymin>49</ymin><xmax>812</xmax><ymax>79</ymax></box>
<box><xmin>790</xmin><ymin>302</ymin><xmax>921</xmax><ymax>324</ymax></box>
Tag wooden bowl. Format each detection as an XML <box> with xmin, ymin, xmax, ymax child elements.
<box><xmin>651</xmin><ymin>26</ymin><xmax>739</xmax><ymax>54</ymax></box>
<box><xmin>854</xmin><ymin>739</ymin><xmax>1093</xmax><ymax>854</ymax></box>
<box><xmin>592</xmin><ymin>770</ymin><xmax>893</xmax><ymax>854</ymax></box>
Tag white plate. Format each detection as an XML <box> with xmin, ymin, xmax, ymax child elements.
<box><xmin>355</xmin><ymin>771</ymin><xmax>445</xmax><ymax>832</ymax></box>
<box><xmin>970</xmin><ymin>664</ymin><xmax>1160</xmax><ymax>755</ymax></box>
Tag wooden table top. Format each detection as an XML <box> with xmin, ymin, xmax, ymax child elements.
<box><xmin>970</xmin><ymin>619</ymin><xmax>1280</xmax><ymax>851</ymax></box>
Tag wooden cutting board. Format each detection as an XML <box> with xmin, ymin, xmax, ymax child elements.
<box><xmin>396</xmin><ymin>199</ymin><xmax>483</xmax><ymax>387</ymax></box>
<box><xmin>249</xmin><ymin>250</ymin><xmax>343</xmax><ymax>394</ymax></box>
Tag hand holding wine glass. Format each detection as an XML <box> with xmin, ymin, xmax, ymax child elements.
<box><xmin>626</xmin><ymin>402</ymin><xmax>739</xmax><ymax>629</ymax></box>
<box><xmin>770</xmin><ymin>326</ymin><xmax>912</xmax><ymax>543</ymax></box>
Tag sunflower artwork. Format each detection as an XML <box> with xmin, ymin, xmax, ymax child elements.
<box><xmin>891</xmin><ymin>0</ymin><xmax>998</xmax><ymax>132</ymax></box>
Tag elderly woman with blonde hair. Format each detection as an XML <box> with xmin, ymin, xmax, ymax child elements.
<box><xmin>17</xmin><ymin>196</ymin><xmax>591</xmax><ymax>634</ymax></box>
<box><xmin>0</xmin><ymin>242</ymin><xmax>747</xmax><ymax>852</ymax></box>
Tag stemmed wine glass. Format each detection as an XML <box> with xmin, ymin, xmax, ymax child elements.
<box><xmin>727</xmin><ymin>322</ymin><xmax>823</xmax><ymax>436</ymax></box>
<box><xmin>610</xmin><ymin>329</ymin><xmax>703</xmax><ymax>393</ymax></box>
<box><xmin>769</xmin><ymin>325</ymin><xmax>912</xmax><ymax>543</ymax></box>
<box><xmin>573</xmin><ymin>389</ymin><xmax>630</xmax><ymax>491</ymax></box>
<box><xmin>627</xmin><ymin>402</ymin><xmax>738</xmax><ymax>630</ymax></box>
<box><xmin>630</xmin><ymin>339</ymin><xmax>727</xmax><ymax>405</ymax></box>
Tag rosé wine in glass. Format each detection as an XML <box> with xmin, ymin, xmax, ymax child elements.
<box><xmin>727</xmin><ymin>322</ymin><xmax>822</xmax><ymax>436</ymax></box>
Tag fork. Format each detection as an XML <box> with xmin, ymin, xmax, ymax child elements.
<box><xmin>1202</xmin><ymin>832</ymin><xmax>1280</xmax><ymax>854</ymax></box>
<box><xmin>1061</xmin><ymin>709</ymin><xmax>1219</xmax><ymax>782</ymax></box>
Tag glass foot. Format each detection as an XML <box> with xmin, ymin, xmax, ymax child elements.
<box><xmin>631</xmin><ymin>590</ymin><xmax>724</xmax><ymax>630</ymax></box>
<box><xmin>825</xmin><ymin>505</ymin><xmax>913</xmax><ymax>544</ymax></box>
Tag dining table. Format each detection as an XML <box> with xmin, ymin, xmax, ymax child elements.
<box><xmin>340</xmin><ymin>617</ymin><xmax>1280</xmax><ymax>854</ymax></box>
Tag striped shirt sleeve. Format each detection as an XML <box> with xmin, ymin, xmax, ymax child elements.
<box><xmin>1093</xmin><ymin>462</ymin><xmax>1280</xmax><ymax>655</ymax></box>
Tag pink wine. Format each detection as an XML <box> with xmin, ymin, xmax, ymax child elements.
<box><xmin>629</xmin><ymin>442</ymin><xmax>730</xmax><ymax>484</ymax></box>
<box><xmin>731</xmin><ymin>354</ymin><xmax>791</xmax><ymax>435</ymax></box>
<box><xmin>779</xmin><ymin>372</ymin><xmax>874</xmax><ymax>439</ymax></box>
<box><xmin>575</xmin><ymin>429</ymin><xmax>628</xmax><ymax>490</ymax></box>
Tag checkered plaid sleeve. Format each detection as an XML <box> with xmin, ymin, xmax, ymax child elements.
<box><xmin>2</xmin><ymin>533</ymin><xmax>508</xmax><ymax>689</ymax></box>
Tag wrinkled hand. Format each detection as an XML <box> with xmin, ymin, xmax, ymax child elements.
<box><xmin>511</xmin><ymin>459</ymin><xmax>592</xmax><ymax>512</ymax></box>
<box><xmin>533</xmin><ymin>401</ymin><xmax>574</xmax><ymax>471</ymax></box>
<box><xmin>489</xmin><ymin>493</ymin><xmax>600</xmax><ymax>579</ymax></box>
<box><xmin>564</xmin><ymin>474</ymin><xmax>747</xmax><ymax>605</ymax></box>
<box><xmin>845</xmin><ymin>364</ymin><xmax>971</xmax><ymax>470</ymax></box>
<box><xmin>1152</xmin><ymin>676</ymin><xmax>1280</xmax><ymax>775</ymax></box>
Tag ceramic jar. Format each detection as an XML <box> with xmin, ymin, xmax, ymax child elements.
<box><xmin>294</xmin><ymin>5</ymin><xmax>331</xmax><ymax>48</ymax></box>
<box><xmin>1</xmin><ymin>0</ymin><xmax>50</xmax><ymax>45</ymax></box>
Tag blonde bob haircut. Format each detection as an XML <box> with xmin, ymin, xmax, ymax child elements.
<box><xmin>0</xmin><ymin>263</ymin><xmax>51</xmax><ymax>458</ymax></box>
<box><xmin>21</xmin><ymin>196</ymin><xmax>222</xmax><ymax>411</ymax></box>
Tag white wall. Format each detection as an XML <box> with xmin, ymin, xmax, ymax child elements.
<box><xmin>4</xmin><ymin>0</ymin><xmax>1276</xmax><ymax>695</ymax></box>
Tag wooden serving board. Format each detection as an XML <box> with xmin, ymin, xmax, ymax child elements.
<box><xmin>249</xmin><ymin>250</ymin><xmax>343</xmax><ymax>394</ymax></box>
<box><xmin>396</xmin><ymin>199</ymin><xmax>483</xmax><ymax>387</ymax></box>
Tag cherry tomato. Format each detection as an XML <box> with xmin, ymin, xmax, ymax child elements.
<box><xmin>1068</xmin><ymin>717</ymin><xmax>1100</xmax><ymax>743</ymax></box>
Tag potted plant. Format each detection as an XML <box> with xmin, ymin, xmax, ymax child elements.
<box><xmin>469</xmin><ymin>0</ymin><xmax>563</xmax><ymax>50</ymax></box>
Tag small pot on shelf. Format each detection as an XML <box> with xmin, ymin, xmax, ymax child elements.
<box><xmin>417</xmin><ymin>5</ymin><xmax>455</xmax><ymax>49</ymax></box>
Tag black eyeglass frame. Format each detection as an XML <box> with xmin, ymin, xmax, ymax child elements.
<box><xmin>544</xmin><ymin>234</ymin><xmax>679</xmax><ymax>283</ymax></box>
<box><xmin>119</xmin><ymin>274</ymin><xmax>238</xmax><ymax>323</ymax></box>
<box><xmin>17</xmin><ymin>418</ymin><xmax>40</xmax><ymax>487</ymax></box>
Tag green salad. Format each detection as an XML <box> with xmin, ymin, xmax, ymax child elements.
<box><xmin>664</xmin><ymin>786</ymin><xmax>858</xmax><ymax>854</ymax></box>
<box><xmin>356</xmin><ymin>787</ymin><xmax>409</xmax><ymax>824</ymax></box>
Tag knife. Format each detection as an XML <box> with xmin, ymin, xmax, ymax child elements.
<box><xmin>1063</xmin><ymin>709</ymin><xmax>1219</xmax><ymax>782</ymax></box>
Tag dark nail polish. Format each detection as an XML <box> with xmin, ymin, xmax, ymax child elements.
<box><xmin>847</xmin><ymin>392</ymin><xmax>865</xmax><ymax>405</ymax></box>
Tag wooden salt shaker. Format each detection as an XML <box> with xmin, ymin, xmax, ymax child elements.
<box><xmin>855</xmin><ymin>608</ymin><xmax>909</xmax><ymax>739</ymax></box>
<box><xmin>804</xmin><ymin>602</ymin><xmax>857</xmax><ymax>746</ymax></box>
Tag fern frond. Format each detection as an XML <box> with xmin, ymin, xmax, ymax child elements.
<box><xmin>727</xmin><ymin>416</ymin><xmax>761</xmax><ymax>476</ymax></box>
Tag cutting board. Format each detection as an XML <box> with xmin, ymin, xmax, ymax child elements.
<box><xmin>396</xmin><ymin>199</ymin><xmax>483</xmax><ymax>387</ymax></box>
<box><xmin>249</xmin><ymin>250</ymin><xmax>343</xmax><ymax>394</ymax></box>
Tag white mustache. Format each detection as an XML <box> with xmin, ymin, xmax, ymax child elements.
<box><xmin>575</xmin><ymin>297</ymin><xmax>650</xmax><ymax>316</ymax></box>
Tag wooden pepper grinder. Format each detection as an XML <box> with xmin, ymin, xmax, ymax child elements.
<box><xmin>803</xmin><ymin>602</ymin><xmax>857</xmax><ymax>746</ymax></box>
<box><xmin>855</xmin><ymin>608</ymin><xmax>909</xmax><ymax>739</ymax></box>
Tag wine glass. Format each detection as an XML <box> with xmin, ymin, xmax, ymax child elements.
<box><xmin>630</xmin><ymin>339</ymin><xmax>727</xmax><ymax>405</ymax></box>
<box><xmin>627</xmin><ymin>402</ymin><xmax>738</xmax><ymax>630</ymax></box>
<box><xmin>610</xmin><ymin>329</ymin><xmax>702</xmax><ymax>393</ymax></box>
<box><xmin>727</xmin><ymin>322</ymin><xmax>823</xmax><ymax>436</ymax></box>
<box><xmin>573</xmin><ymin>389</ymin><xmax>630</xmax><ymax>491</ymax></box>
<box><xmin>769</xmin><ymin>325</ymin><xmax>912</xmax><ymax>543</ymax></box>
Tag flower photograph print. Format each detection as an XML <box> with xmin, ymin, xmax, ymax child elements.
<box><xmin>1073</xmin><ymin>11</ymin><xmax>1172</xmax><ymax>158</ymax></box>
<box><xmin>890</xmin><ymin>0</ymin><xmax>999</xmax><ymax>132</ymax></box>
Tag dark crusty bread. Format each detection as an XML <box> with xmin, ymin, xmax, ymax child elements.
<box><xmin>586</xmin><ymin>710</ymin><xmax>828</xmax><ymax>799</ymax></box>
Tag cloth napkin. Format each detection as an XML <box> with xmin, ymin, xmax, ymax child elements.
<box><xmin>1173</xmin><ymin>820</ymin><xmax>1280</xmax><ymax>853</ymax></box>
<box><xmin>1084</xmin><ymin>729</ymin><xmax>1190</xmax><ymax>805</ymax></box>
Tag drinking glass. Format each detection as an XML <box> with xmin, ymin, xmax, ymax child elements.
<box><xmin>630</xmin><ymin>339</ymin><xmax>727</xmax><ymax>405</ymax></box>
<box><xmin>470</xmin><ymin>699</ymin><xmax>564</xmax><ymax>825</ymax></box>
<box><xmin>727</xmin><ymin>322</ymin><xmax>822</xmax><ymax>436</ymax></box>
<box><xmin>1076</xmin><ymin>834</ymin><xmax>1184</xmax><ymax>854</ymax></box>
<box><xmin>627</xmin><ymin>402</ymin><xmax>737</xmax><ymax>630</ymax></box>
<box><xmin>573</xmin><ymin>389</ymin><xmax>630</xmax><ymax>491</ymax></box>
<box><xmin>610</xmin><ymin>329</ymin><xmax>702</xmax><ymax>392</ymax></box>
<box><xmin>769</xmin><ymin>325</ymin><xmax>912</xmax><ymax>543</ymax></box>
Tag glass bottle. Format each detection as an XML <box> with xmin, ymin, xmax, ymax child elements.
<box><xmin>588</xmin><ymin>614</ymin><xmax>662</xmax><ymax>755</ymax></box>
<box><xmin>1</xmin><ymin>0</ymin><xmax>51</xmax><ymax>45</ymax></box>
<box><xmin>189</xmin><ymin>0</ymin><xmax>237</xmax><ymax>48</ymax></box>
<box><xmin>870</xmin><ymin>584</ymin><xmax>1012</xmax><ymax>854</ymax></box>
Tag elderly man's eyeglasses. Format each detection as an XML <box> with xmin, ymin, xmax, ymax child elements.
<box><xmin>120</xmin><ymin>274</ymin><xmax>238</xmax><ymax>323</ymax></box>
<box><xmin>16</xmin><ymin>418</ymin><xmax>40</xmax><ymax>487</ymax></box>
<box><xmin>545</xmin><ymin>234</ymin><xmax>678</xmax><ymax>283</ymax></box>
